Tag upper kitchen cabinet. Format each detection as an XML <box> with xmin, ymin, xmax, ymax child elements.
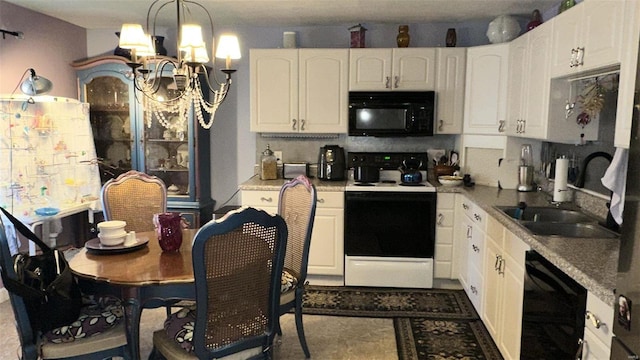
<box><xmin>73</xmin><ymin>56</ymin><xmax>214</xmax><ymax>227</ymax></box>
<box><xmin>463</xmin><ymin>43</ymin><xmax>509</xmax><ymax>135</ymax></box>
<box><xmin>506</xmin><ymin>22</ymin><xmax>552</xmax><ymax>139</ymax></box>
<box><xmin>250</xmin><ymin>49</ymin><xmax>348</xmax><ymax>134</ymax></box>
<box><xmin>349</xmin><ymin>48</ymin><xmax>436</xmax><ymax>91</ymax></box>
<box><xmin>435</xmin><ymin>48</ymin><xmax>466</xmax><ymax>134</ymax></box>
<box><xmin>550</xmin><ymin>0</ymin><xmax>624</xmax><ymax>78</ymax></box>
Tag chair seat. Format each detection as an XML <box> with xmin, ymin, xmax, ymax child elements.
<box><xmin>40</xmin><ymin>321</ymin><xmax>127</xmax><ymax>359</ymax></box>
<box><xmin>281</xmin><ymin>268</ymin><xmax>298</xmax><ymax>294</ymax></box>
<box><xmin>152</xmin><ymin>330</ymin><xmax>263</xmax><ymax>360</ymax></box>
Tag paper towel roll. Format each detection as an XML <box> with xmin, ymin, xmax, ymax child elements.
<box><xmin>553</xmin><ymin>157</ymin><xmax>569</xmax><ymax>202</ymax></box>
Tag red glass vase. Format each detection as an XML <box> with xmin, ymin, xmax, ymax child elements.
<box><xmin>154</xmin><ymin>212</ymin><xmax>183</xmax><ymax>252</ymax></box>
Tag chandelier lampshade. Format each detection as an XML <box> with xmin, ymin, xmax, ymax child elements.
<box><xmin>118</xmin><ymin>0</ymin><xmax>240</xmax><ymax>130</ymax></box>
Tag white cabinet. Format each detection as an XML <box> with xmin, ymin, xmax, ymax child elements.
<box><xmin>506</xmin><ymin>22</ymin><xmax>552</xmax><ymax>139</ymax></box>
<box><xmin>455</xmin><ymin>195</ymin><xmax>485</xmax><ymax>312</ymax></box>
<box><xmin>614</xmin><ymin>0</ymin><xmax>640</xmax><ymax>148</ymax></box>
<box><xmin>349</xmin><ymin>48</ymin><xmax>436</xmax><ymax>91</ymax></box>
<box><xmin>581</xmin><ymin>292</ymin><xmax>614</xmax><ymax>359</ymax></box>
<box><xmin>435</xmin><ymin>48</ymin><xmax>466</xmax><ymax>134</ymax></box>
<box><xmin>435</xmin><ymin>193</ymin><xmax>456</xmax><ymax>279</ymax></box>
<box><xmin>550</xmin><ymin>0</ymin><xmax>624</xmax><ymax>78</ymax></box>
<box><xmin>307</xmin><ymin>192</ymin><xmax>344</xmax><ymax>276</ymax></box>
<box><xmin>463</xmin><ymin>43</ymin><xmax>509</xmax><ymax>135</ymax></box>
<box><xmin>240</xmin><ymin>189</ymin><xmax>344</xmax><ymax>279</ymax></box>
<box><xmin>482</xmin><ymin>217</ymin><xmax>529</xmax><ymax>360</ymax></box>
<box><xmin>250</xmin><ymin>49</ymin><xmax>348</xmax><ymax>133</ymax></box>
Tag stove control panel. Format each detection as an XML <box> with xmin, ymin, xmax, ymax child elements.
<box><xmin>348</xmin><ymin>152</ymin><xmax>429</xmax><ymax>170</ymax></box>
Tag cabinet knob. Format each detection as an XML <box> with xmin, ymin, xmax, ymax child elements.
<box><xmin>472</xmin><ymin>244</ymin><xmax>480</xmax><ymax>253</ymax></box>
<box><xmin>462</xmin><ymin>203</ymin><xmax>469</xmax><ymax>210</ymax></box>
<box><xmin>474</xmin><ymin>213</ymin><xmax>481</xmax><ymax>222</ymax></box>
<box><xmin>385</xmin><ymin>76</ymin><xmax>391</xmax><ymax>88</ymax></box>
<box><xmin>316</xmin><ymin>198</ymin><xmax>325</xmax><ymax>203</ymax></box>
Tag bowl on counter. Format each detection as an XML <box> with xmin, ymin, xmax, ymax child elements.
<box><xmin>438</xmin><ymin>175</ymin><xmax>464</xmax><ymax>186</ymax></box>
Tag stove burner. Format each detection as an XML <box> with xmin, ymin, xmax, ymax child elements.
<box><xmin>399</xmin><ymin>183</ymin><xmax>426</xmax><ymax>187</ymax></box>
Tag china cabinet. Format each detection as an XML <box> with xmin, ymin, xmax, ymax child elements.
<box><xmin>250</xmin><ymin>49</ymin><xmax>348</xmax><ymax>134</ymax></box>
<box><xmin>349</xmin><ymin>48</ymin><xmax>436</xmax><ymax>91</ymax></box>
<box><xmin>72</xmin><ymin>56</ymin><xmax>214</xmax><ymax>227</ymax></box>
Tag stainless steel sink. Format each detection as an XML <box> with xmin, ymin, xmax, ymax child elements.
<box><xmin>498</xmin><ymin>206</ymin><xmax>595</xmax><ymax>223</ymax></box>
<box><xmin>522</xmin><ymin>222</ymin><xmax>619</xmax><ymax>239</ymax></box>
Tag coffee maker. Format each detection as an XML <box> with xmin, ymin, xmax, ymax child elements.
<box><xmin>518</xmin><ymin>144</ymin><xmax>535</xmax><ymax>192</ymax></box>
<box><xmin>317</xmin><ymin>145</ymin><xmax>346</xmax><ymax>180</ymax></box>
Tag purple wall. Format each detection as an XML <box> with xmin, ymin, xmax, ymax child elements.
<box><xmin>0</xmin><ymin>1</ymin><xmax>86</xmax><ymax>98</ymax></box>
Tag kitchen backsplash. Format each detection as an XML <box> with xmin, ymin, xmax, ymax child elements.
<box><xmin>255</xmin><ymin>134</ymin><xmax>457</xmax><ymax>166</ymax></box>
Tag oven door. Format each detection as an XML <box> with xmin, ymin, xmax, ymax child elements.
<box><xmin>345</xmin><ymin>191</ymin><xmax>436</xmax><ymax>258</ymax></box>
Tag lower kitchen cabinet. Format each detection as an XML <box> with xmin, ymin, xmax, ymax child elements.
<box><xmin>582</xmin><ymin>291</ymin><xmax>614</xmax><ymax>359</ymax></box>
<box><xmin>482</xmin><ymin>216</ymin><xmax>529</xmax><ymax>360</ymax></box>
<box><xmin>435</xmin><ymin>193</ymin><xmax>456</xmax><ymax>279</ymax></box>
<box><xmin>240</xmin><ymin>189</ymin><xmax>344</xmax><ymax>280</ymax></box>
<box><xmin>455</xmin><ymin>195</ymin><xmax>485</xmax><ymax>312</ymax></box>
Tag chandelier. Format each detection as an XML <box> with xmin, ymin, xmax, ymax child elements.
<box><xmin>118</xmin><ymin>0</ymin><xmax>241</xmax><ymax>130</ymax></box>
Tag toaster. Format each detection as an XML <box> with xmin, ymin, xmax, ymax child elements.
<box><xmin>283</xmin><ymin>162</ymin><xmax>310</xmax><ymax>179</ymax></box>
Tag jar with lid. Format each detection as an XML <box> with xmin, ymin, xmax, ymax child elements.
<box><xmin>260</xmin><ymin>144</ymin><xmax>278</xmax><ymax>180</ymax></box>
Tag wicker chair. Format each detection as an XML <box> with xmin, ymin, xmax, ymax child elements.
<box><xmin>277</xmin><ymin>175</ymin><xmax>317</xmax><ymax>358</ymax></box>
<box><xmin>100</xmin><ymin>170</ymin><xmax>167</xmax><ymax>233</ymax></box>
<box><xmin>0</xmin><ymin>219</ymin><xmax>129</xmax><ymax>360</ymax></box>
<box><xmin>150</xmin><ymin>207</ymin><xmax>288</xmax><ymax>360</ymax></box>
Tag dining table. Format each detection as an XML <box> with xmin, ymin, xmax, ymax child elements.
<box><xmin>68</xmin><ymin>229</ymin><xmax>198</xmax><ymax>360</ymax></box>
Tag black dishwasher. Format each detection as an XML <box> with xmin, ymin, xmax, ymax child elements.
<box><xmin>520</xmin><ymin>250</ymin><xmax>587</xmax><ymax>359</ymax></box>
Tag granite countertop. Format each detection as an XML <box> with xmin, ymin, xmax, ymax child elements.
<box><xmin>239</xmin><ymin>177</ymin><xmax>620</xmax><ymax>305</ymax></box>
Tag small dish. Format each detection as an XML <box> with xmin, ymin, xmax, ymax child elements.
<box><xmin>439</xmin><ymin>175</ymin><xmax>464</xmax><ymax>187</ymax></box>
<box><xmin>85</xmin><ymin>237</ymin><xmax>149</xmax><ymax>254</ymax></box>
<box><xmin>35</xmin><ymin>207</ymin><xmax>60</xmax><ymax>216</ymax></box>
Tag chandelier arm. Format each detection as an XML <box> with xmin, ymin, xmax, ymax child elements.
<box><xmin>147</xmin><ymin>0</ymin><xmax>174</xmax><ymax>35</ymax></box>
<box><xmin>183</xmin><ymin>0</ymin><xmax>217</xmax><ymax>69</ymax></box>
<box><xmin>199</xmin><ymin>65</ymin><xmax>227</xmax><ymax>91</ymax></box>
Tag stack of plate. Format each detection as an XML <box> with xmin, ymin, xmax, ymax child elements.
<box><xmin>97</xmin><ymin>220</ymin><xmax>127</xmax><ymax>246</ymax></box>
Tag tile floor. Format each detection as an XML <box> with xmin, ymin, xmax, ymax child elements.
<box><xmin>0</xmin><ymin>300</ymin><xmax>398</xmax><ymax>360</ymax></box>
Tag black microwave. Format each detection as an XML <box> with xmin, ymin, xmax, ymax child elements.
<box><xmin>348</xmin><ymin>91</ymin><xmax>435</xmax><ymax>137</ymax></box>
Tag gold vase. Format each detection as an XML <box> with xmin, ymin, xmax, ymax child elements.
<box><xmin>397</xmin><ymin>25</ymin><xmax>410</xmax><ymax>48</ymax></box>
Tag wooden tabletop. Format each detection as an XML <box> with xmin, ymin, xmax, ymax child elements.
<box><xmin>69</xmin><ymin>229</ymin><xmax>197</xmax><ymax>286</ymax></box>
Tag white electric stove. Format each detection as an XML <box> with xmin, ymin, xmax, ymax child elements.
<box><xmin>344</xmin><ymin>152</ymin><xmax>437</xmax><ymax>289</ymax></box>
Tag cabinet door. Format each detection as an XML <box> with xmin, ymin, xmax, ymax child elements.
<box><xmin>506</xmin><ymin>35</ymin><xmax>528</xmax><ymax>136</ymax></box>
<box><xmin>250</xmin><ymin>49</ymin><xmax>299</xmax><ymax>132</ymax></box>
<box><xmin>435</xmin><ymin>48</ymin><xmax>466</xmax><ymax>134</ymax></box>
<box><xmin>522</xmin><ymin>23</ymin><xmax>551</xmax><ymax>139</ymax></box>
<box><xmin>435</xmin><ymin>193</ymin><xmax>455</xmax><ymax>279</ymax></box>
<box><xmin>463</xmin><ymin>43</ymin><xmax>509</xmax><ymax>134</ymax></box>
<box><xmin>392</xmin><ymin>48</ymin><xmax>436</xmax><ymax>90</ymax></box>
<box><xmin>299</xmin><ymin>49</ymin><xmax>349</xmax><ymax>133</ymax></box>
<box><xmin>455</xmin><ymin>200</ymin><xmax>473</xmax><ymax>289</ymax></box>
<box><xmin>550</xmin><ymin>8</ymin><xmax>582</xmax><ymax>77</ymax></box>
<box><xmin>498</xmin><ymin>251</ymin><xmax>525</xmax><ymax>360</ymax></box>
<box><xmin>77</xmin><ymin>66</ymin><xmax>137</xmax><ymax>183</ymax></box>
<box><xmin>349</xmin><ymin>49</ymin><xmax>392</xmax><ymax>90</ymax></box>
<box><xmin>308</xmin><ymin>207</ymin><xmax>344</xmax><ymax>276</ymax></box>
<box><xmin>482</xmin><ymin>235</ymin><xmax>502</xmax><ymax>339</ymax></box>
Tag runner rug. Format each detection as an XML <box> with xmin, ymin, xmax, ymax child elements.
<box><xmin>301</xmin><ymin>286</ymin><xmax>503</xmax><ymax>360</ymax></box>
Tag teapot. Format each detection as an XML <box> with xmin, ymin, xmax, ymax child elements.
<box><xmin>398</xmin><ymin>158</ymin><xmax>423</xmax><ymax>184</ymax></box>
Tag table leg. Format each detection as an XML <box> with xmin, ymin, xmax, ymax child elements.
<box><xmin>122</xmin><ymin>287</ymin><xmax>142</xmax><ymax>360</ymax></box>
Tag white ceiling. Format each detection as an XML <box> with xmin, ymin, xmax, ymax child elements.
<box><xmin>5</xmin><ymin>0</ymin><xmax>559</xmax><ymax>28</ymax></box>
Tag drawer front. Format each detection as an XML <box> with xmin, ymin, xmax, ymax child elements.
<box><xmin>437</xmin><ymin>193</ymin><xmax>456</xmax><ymax>210</ymax></box>
<box><xmin>467</xmin><ymin>265</ymin><xmax>483</xmax><ymax>313</ymax></box>
<box><xmin>469</xmin><ymin>227</ymin><xmax>484</xmax><ymax>270</ymax></box>
<box><xmin>585</xmin><ymin>292</ymin><xmax>614</xmax><ymax>346</ymax></box>
<box><xmin>460</xmin><ymin>197</ymin><xmax>475</xmax><ymax>219</ymax></box>
<box><xmin>241</xmin><ymin>191</ymin><xmax>280</xmax><ymax>207</ymax></box>
<box><xmin>470</xmin><ymin>205</ymin><xmax>487</xmax><ymax>231</ymax></box>
<box><xmin>316</xmin><ymin>191</ymin><xmax>344</xmax><ymax>208</ymax></box>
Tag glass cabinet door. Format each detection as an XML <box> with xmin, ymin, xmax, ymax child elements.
<box><xmin>141</xmin><ymin>77</ymin><xmax>191</xmax><ymax>199</ymax></box>
<box><xmin>85</xmin><ymin>75</ymin><xmax>135</xmax><ymax>183</ymax></box>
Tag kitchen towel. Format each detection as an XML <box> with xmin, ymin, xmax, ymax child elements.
<box><xmin>553</xmin><ymin>157</ymin><xmax>570</xmax><ymax>202</ymax></box>
<box><xmin>601</xmin><ymin>147</ymin><xmax>628</xmax><ymax>225</ymax></box>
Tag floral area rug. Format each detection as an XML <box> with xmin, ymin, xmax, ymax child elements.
<box><xmin>301</xmin><ymin>286</ymin><xmax>503</xmax><ymax>360</ymax></box>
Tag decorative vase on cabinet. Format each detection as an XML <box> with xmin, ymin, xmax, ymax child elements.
<box><xmin>72</xmin><ymin>56</ymin><xmax>214</xmax><ymax>227</ymax></box>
